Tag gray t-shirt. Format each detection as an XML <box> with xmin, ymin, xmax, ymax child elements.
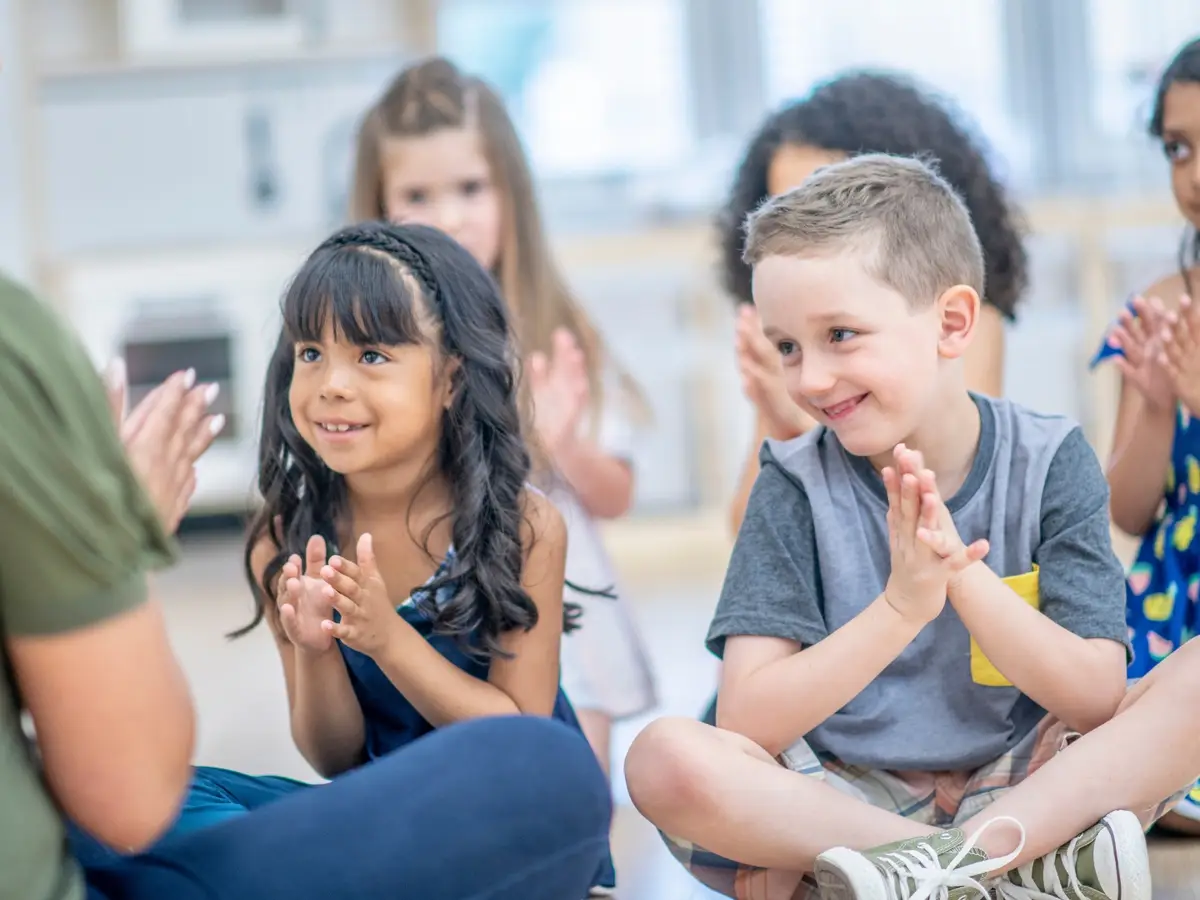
<box><xmin>708</xmin><ymin>394</ymin><xmax>1128</xmax><ymax>772</ymax></box>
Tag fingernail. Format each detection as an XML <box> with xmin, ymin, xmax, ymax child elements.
<box><xmin>183</xmin><ymin>368</ymin><xmax>196</xmax><ymax>389</ymax></box>
<box><xmin>106</xmin><ymin>357</ymin><xmax>126</xmax><ymax>389</ymax></box>
<box><xmin>204</xmin><ymin>382</ymin><xmax>220</xmax><ymax>405</ymax></box>
<box><xmin>209</xmin><ymin>414</ymin><xmax>226</xmax><ymax>435</ymax></box>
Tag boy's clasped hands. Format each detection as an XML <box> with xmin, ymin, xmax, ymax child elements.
<box><xmin>883</xmin><ymin>444</ymin><xmax>990</xmax><ymax>626</ymax></box>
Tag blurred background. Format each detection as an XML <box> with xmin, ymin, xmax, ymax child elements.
<box><xmin>3</xmin><ymin>2</ymin><xmax>1200</xmax><ymax>896</ymax></box>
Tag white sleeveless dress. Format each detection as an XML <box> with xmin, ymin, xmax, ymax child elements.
<box><xmin>549</xmin><ymin>377</ymin><xmax>658</xmax><ymax>720</ymax></box>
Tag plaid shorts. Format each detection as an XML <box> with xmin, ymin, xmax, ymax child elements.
<box><xmin>660</xmin><ymin>711</ymin><xmax>1192</xmax><ymax>900</ymax></box>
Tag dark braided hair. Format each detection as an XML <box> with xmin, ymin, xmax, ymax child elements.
<box><xmin>719</xmin><ymin>71</ymin><xmax>1028</xmax><ymax>321</ymax></box>
<box><xmin>1149</xmin><ymin>37</ymin><xmax>1200</xmax><ymax>299</ymax></box>
<box><xmin>236</xmin><ymin>220</ymin><xmax>579</xmax><ymax>657</ymax></box>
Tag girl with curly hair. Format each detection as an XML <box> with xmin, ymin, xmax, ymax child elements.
<box><xmin>724</xmin><ymin>71</ymin><xmax>1029</xmax><ymax>534</ymax></box>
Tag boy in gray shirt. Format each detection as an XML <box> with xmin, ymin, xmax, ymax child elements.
<box><xmin>625</xmin><ymin>155</ymin><xmax>1200</xmax><ymax>900</ymax></box>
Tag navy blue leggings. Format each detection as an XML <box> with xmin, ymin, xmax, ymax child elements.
<box><xmin>74</xmin><ymin>716</ymin><xmax>611</xmax><ymax>900</ymax></box>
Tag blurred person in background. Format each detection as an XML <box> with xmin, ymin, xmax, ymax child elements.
<box><xmin>350</xmin><ymin>57</ymin><xmax>658</xmax><ymax>895</ymax></box>
<box><xmin>720</xmin><ymin>71</ymin><xmax>1029</xmax><ymax>536</ymax></box>
<box><xmin>1093</xmin><ymin>35</ymin><xmax>1200</xmax><ymax>836</ymax></box>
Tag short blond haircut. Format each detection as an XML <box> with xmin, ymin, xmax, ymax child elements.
<box><xmin>743</xmin><ymin>153</ymin><xmax>985</xmax><ymax>306</ymax></box>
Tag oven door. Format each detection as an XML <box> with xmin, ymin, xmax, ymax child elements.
<box><xmin>51</xmin><ymin>245</ymin><xmax>304</xmax><ymax>517</ymax></box>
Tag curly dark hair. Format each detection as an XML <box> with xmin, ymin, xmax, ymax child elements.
<box><xmin>1149</xmin><ymin>37</ymin><xmax>1200</xmax><ymax>299</ymax></box>
<box><xmin>235</xmin><ymin>221</ymin><xmax>578</xmax><ymax>657</ymax></box>
<box><xmin>718</xmin><ymin>70</ymin><xmax>1028</xmax><ymax>321</ymax></box>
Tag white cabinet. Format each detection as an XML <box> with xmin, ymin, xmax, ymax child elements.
<box><xmin>117</xmin><ymin>0</ymin><xmax>307</xmax><ymax>60</ymax></box>
<box><xmin>38</xmin><ymin>52</ymin><xmax>404</xmax><ymax>256</ymax></box>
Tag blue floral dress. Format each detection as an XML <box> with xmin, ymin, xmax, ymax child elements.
<box><xmin>1094</xmin><ymin>312</ymin><xmax>1200</xmax><ymax>819</ymax></box>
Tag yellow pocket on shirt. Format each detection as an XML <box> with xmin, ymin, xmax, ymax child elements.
<box><xmin>970</xmin><ymin>566</ymin><xmax>1039</xmax><ymax>687</ymax></box>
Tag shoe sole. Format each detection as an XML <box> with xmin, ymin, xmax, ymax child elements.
<box><xmin>814</xmin><ymin>848</ymin><xmax>890</xmax><ymax>900</ymax></box>
<box><xmin>1105</xmin><ymin>810</ymin><xmax>1152</xmax><ymax>900</ymax></box>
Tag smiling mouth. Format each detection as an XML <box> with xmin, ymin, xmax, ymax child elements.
<box><xmin>317</xmin><ymin>423</ymin><xmax>367</xmax><ymax>433</ymax></box>
<box><xmin>820</xmin><ymin>395</ymin><xmax>867</xmax><ymax>421</ymax></box>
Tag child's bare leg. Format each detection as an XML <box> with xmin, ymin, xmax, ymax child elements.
<box><xmin>624</xmin><ymin>717</ymin><xmax>939</xmax><ymax>870</ymax></box>
<box><xmin>1153</xmin><ymin>809</ymin><xmax>1200</xmax><ymax>835</ymax></box>
<box><xmin>960</xmin><ymin>637</ymin><xmax>1200</xmax><ymax>870</ymax></box>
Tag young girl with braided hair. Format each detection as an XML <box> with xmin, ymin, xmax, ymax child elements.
<box><xmin>69</xmin><ymin>220</ymin><xmax>614</xmax><ymax>900</ymax></box>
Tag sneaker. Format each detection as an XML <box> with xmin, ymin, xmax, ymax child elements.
<box><xmin>995</xmin><ymin>810</ymin><xmax>1150</xmax><ymax>900</ymax></box>
<box><xmin>814</xmin><ymin>817</ymin><xmax>1025</xmax><ymax>900</ymax></box>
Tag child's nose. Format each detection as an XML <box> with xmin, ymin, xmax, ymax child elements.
<box><xmin>432</xmin><ymin>197</ymin><xmax>465</xmax><ymax>238</ymax></box>
<box><xmin>320</xmin><ymin>365</ymin><xmax>356</xmax><ymax>398</ymax></box>
<box><xmin>796</xmin><ymin>358</ymin><xmax>837</xmax><ymax>397</ymax></box>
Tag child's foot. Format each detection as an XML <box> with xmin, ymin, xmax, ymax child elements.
<box><xmin>814</xmin><ymin>818</ymin><xmax>1025</xmax><ymax>900</ymax></box>
<box><xmin>996</xmin><ymin>810</ymin><xmax>1150</xmax><ymax>900</ymax></box>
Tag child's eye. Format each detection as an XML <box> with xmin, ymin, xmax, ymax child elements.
<box><xmin>296</xmin><ymin>346</ymin><xmax>320</xmax><ymax>363</ymax></box>
<box><xmin>830</xmin><ymin>328</ymin><xmax>858</xmax><ymax>344</ymax></box>
<box><xmin>360</xmin><ymin>349</ymin><xmax>388</xmax><ymax>365</ymax></box>
<box><xmin>404</xmin><ymin>189</ymin><xmax>429</xmax><ymax>204</ymax></box>
<box><xmin>1164</xmin><ymin>140</ymin><xmax>1192</xmax><ymax>163</ymax></box>
<box><xmin>461</xmin><ymin>178</ymin><xmax>486</xmax><ymax>196</ymax></box>
<box><xmin>777</xmin><ymin>340</ymin><xmax>798</xmax><ymax>357</ymax></box>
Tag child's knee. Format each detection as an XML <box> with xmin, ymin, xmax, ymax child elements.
<box><xmin>1159</xmin><ymin>635</ymin><xmax>1200</xmax><ymax>680</ymax></box>
<box><xmin>1175</xmin><ymin>635</ymin><xmax>1200</xmax><ymax>665</ymax></box>
<box><xmin>625</xmin><ymin>717</ymin><xmax>721</xmax><ymax>821</ymax></box>
<box><xmin>1133</xmin><ymin>636</ymin><xmax>1200</xmax><ymax>702</ymax></box>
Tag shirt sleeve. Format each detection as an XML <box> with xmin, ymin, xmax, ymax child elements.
<box><xmin>706</xmin><ymin>453</ymin><xmax>827</xmax><ymax>657</ymax></box>
<box><xmin>1033</xmin><ymin>427</ymin><xmax>1130</xmax><ymax>652</ymax></box>
<box><xmin>0</xmin><ymin>278</ymin><xmax>177</xmax><ymax>637</ymax></box>
<box><xmin>1089</xmin><ymin>295</ymin><xmax>1136</xmax><ymax>369</ymax></box>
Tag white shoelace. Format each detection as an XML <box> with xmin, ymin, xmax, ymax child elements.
<box><xmin>871</xmin><ymin>816</ymin><xmax>1027</xmax><ymax>900</ymax></box>
<box><xmin>991</xmin><ymin>829</ymin><xmax>1088</xmax><ymax>900</ymax></box>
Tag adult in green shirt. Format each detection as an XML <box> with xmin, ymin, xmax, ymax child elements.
<box><xmin>0</xmin><ymin>272</ymin><xmax>220</xmax><ymax>900</ymax></box>
<box><xmin>1</xmin><ymin>271</ymin><xmax>614</xmax><ymax>900</ymax></box>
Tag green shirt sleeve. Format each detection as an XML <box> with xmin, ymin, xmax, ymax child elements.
<box><xmin>0</xmin><ymin>275</ymin><xmax>177</xmax><ymax>636</ymax></box>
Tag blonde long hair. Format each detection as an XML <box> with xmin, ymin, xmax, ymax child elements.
<box><xmin>351</xmin><ymin>56</ymin><xmax>646</xmax><ymax>439</ymax></box>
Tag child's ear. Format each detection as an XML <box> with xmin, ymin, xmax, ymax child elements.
<box><xmin>441</xmin><ymin>356</ymin><xmax>463</xmax><ymax>409</ymax></box>
<box><xmin>936</xmin><ymin>284</ymin><xmax>980</xmax><ymax>360</ymax></box>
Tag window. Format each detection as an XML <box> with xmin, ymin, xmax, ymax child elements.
<box><xmin>757</xmin><ymin>0</ymin><xmax>1028</xmax><ymax>185</ymax></box>
<box><xmin>436</xmin><ymin>0</ymin><xmax>690</xmax><ymax>178</ymax></box>
<box><xmin>1086</xmin><ymin>0</ymin><xmax>1200</xmax><ymax>186</ymax></box>
<box><xmin>178</xmin><ymin>0</ymin><xmax>286</xmax><ymax>22</ymax></box>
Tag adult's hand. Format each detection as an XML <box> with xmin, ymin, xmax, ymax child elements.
<box><xmin>105</xmin><ymin>361</ymin><xmax>225</xmax><ymax>533</ymax></box>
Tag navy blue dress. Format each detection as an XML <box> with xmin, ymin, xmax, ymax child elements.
<box><xmin>74</xmin><ymin>551</ymin><xmax>615</xmax><ymax>891</ymax></box>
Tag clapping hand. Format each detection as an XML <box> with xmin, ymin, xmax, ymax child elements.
<box><xmin>1159</xmin><ymin>294</ymin><xmax>1200</xmax><ymax>417</ymax></box>
<box><xmin>528</xmin><ymin>328</ymin><xmax>590</xmax><ymax>458</ymax></box>
<box><xmin>1105</xmin><ymin>295</ymin><xmax>1175</xmax><ymax>413</ymax></box>
<box><xmin>105</xmin><ymin>361</ymin><xmax>225</xmax><ymax>533</ymax></box>
<box><xmin>277</xmin><ymin>536</ymin><xmax>337</xmax><ymax>654</ymax></box>
<box><xmin>734</xmin><ymin>304</ymin><xmax>810</xmax><ymax>439</ymax></box>
<box><xmin>883</xmin><ymin>445</ymin><xmax>989</xmax><ymax>625</ymax></box>
<box><xmin>318</xmin><ymin>533</ymin><xmax>399</xmax><ymax>659</ymax></box>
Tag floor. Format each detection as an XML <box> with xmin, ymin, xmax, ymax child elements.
<box><xmin>160</xmin><ymin>531</ymin><xmax>1200</xmax><ymax>899</ymax></box>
